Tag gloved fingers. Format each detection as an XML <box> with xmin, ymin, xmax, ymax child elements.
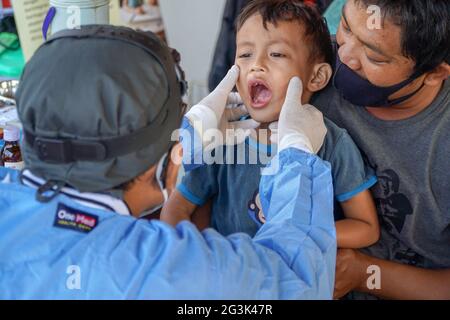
<box><xmin>224</xmin><ymin>103</ymin><xmax>249</xmax><ymax>121</ymax></box>
<box><xmin>212</xmin><ymin>65</ymin><xmax>240</xmax><ymax>97</ymax></box>
<box><xmin>304</xmin><ymin>104</ymin><xmax>325</xmax><ymax>119</ymax></box>
<box><xmin>226</xmin><ymin>91</ymin><xmax>243</xmax><ymax>107</ymax></box>
<box><xmin>185</xmin><ymin>104</ymin><xmax>219</xmax><ymax>132</ymax></box>
<box><xmin>302</xmin><ymin>104</ymin><xmax>327</xmax><ymax>131</ymax></box>
<box><xmin>197</xmin><ymin>66</ymin><xmax>240</xmax><ymax>118</ymax></box>
<box><xmin>298</xmin><ymin>104</ymin><xmax>327</xmax><ymax>154</ymax></box>
<box><xmin>283</xmin><ymin>76</ymin><xmax>304</xmax><ymax>107</ymax></box>
<box><xmin>269</xmin><ymin>121</ymin><xmax>279</xmax><ymax>145</ymax></box>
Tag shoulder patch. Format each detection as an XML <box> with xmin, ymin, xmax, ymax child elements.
<box><xmin>54</xmin><ymin>203</ymin><xmax>98</xmax><ymax>234</ymax></box>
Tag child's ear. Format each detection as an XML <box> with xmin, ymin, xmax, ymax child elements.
<box><xmin>307</xmin><ymin>63</ymin><xmax>333</xmax><ymax>93</ymax></box>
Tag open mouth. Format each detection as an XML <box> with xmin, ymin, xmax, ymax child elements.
<box><xmin>248</xmin><ymin>79</ymin><xmax>272</xmax><ymax>108</ymax></box>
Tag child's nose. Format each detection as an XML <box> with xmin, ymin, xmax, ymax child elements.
<box><xmin>250</xmin><ymin>54</ymin><xmax>268</xmax><ymax>73</ymax></box>
<box><xmin>251</xmin><ymin>65</ymin><xmax>265</xmax><ymax>72</ymax></box>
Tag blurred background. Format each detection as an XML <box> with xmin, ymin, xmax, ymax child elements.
<box><xmin>160</xmin><ymin>0</ymin><xmax>227</xmax><ymax>105</ymax></box>
<box><xmin>1</xmin><ymin>0</ymin><xmax>340</xmax><ymax>110</ymax></box>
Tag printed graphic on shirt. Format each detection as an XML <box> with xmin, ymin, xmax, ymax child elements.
<box><xmin>374</xmin><ymin>169</ymin><xmax>413</xmax><ymax>234</ymax></box>
<box><xmin>248</xmin><ymin>190</ymin><xmax>266</xmax><ymax>227</ymax></box>
<box><xmin>392</xmin><ymin>241</ymin><xmax>425</xmax><ymax>267</ymax></box>
<box><xmin>54</xmin><ymin>203</ymin><xmax>99</xmax><ymax>234</ymax></box>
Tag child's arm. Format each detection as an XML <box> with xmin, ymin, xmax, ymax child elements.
<box><xmin>191</xmin><ymin>200</ymin><xmax>212</xmax><ymax>231</ymax></box>
<box><xmin>160</xmin><ymin>190</ymin><xmax>197</xmax><ymax>226</ymax></box>
<box><xmin>337</xmin><ymin>189</ymin><xmax>380</xmax><ymax>249</ymax></box>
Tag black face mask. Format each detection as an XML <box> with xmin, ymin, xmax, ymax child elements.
<box><xmin>332</xmin><ymin>54</ymin><xmax>425</xmax><ymax>107</ymax></box>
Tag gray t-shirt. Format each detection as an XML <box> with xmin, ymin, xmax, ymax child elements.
<box><xmin>313</xmin><ymin>80</ymin><xmax>450</xmax><ymax>270</ymax></box>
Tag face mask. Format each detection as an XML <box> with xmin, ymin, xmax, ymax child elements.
<box><xmin>332</xmin><ymin>54</ymin><xmax>425</xmax><ymax>107</ymax></box>
<box><xmin>139</xmin><ymin>151</ymin><xmax>170</xmax><ymax>218</ymax></box>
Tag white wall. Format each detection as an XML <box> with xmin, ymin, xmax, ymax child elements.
<box><xmin>159</xmin><ymin>0</ymin><xmax>226</xmax><ymax>105</ymax></box>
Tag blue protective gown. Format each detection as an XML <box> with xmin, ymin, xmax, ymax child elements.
<box><xmin>0</xmin><ymin>148</ymin><xmax>336</xmax><ymax>299</ymax></box>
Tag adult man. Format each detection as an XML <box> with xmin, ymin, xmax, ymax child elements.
<box><xmin>312</xmin><ymin>0</ymin><xmax>450</xmax><ymax>299</ymax></box>
<box><xmin>0</xmin><ymin>25</ymin><xmax>336</xmax><ymax>299</ymax></box>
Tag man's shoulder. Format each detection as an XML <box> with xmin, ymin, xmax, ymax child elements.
<box><xmin>312</xmin><ymin>83</ymin><xmax>346</xmax><ymax>114</ymax></box>
<box><xmin>437</xmin><ymin>79</ymin><xmax>450</xmax><ymax>115</ymax></box>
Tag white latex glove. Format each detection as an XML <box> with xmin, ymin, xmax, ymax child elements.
<box><xmin>269</xmin><ymin>77</ymin><xmax>327</xmax><ymax>154</ymax></box>
<box><xmin>185</xmin><ymin>66</ymin><xmax>259</xmax><ymax>149</ymax></box>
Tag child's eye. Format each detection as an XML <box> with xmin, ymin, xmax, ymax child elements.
<box><xmin>238</xmin><ymin>53</ymin><xmax>252</xmax><ymax>59</ymax></box>
<box><xmin>270</xmin><ymin>53</ymin><xmax>285</xmax><ymax>58</ymax></box>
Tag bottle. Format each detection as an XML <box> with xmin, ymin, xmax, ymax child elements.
<box><xmin>1</xmin><ymin>126</ymin><xmax>24</xmax><ymax>170</ymax></box>
<box><xmin>47</xmin><ymin>0</ymin><xmax>111</xmax><ymax>35</ymax></box>
<box><xmin>0</xmin><ymin>128</ymin><xmax>4</xmax><ymax>166</ymax></box>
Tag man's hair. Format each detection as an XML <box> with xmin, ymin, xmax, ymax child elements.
<box><xmin>354</xmin><ymin>0</ymin><xmax>450</xmax><ymax>74</ymax></box>
<box><xmin>236</xmin><ymin>0</ymin><xmax>334</xmax><ymax>65</ymax></box>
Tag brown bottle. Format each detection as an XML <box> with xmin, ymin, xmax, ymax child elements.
<box><xmin>1</xmin><ymin>126</ymin><xmax>24</xmax><ymax>170</ymax></box>
<box><xmin>0</xmin><ymin>128</ymin><xmax>3</xmax><ymax>166</ymax></box>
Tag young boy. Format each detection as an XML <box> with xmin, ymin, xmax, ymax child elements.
<box><xmin>162</xmin><ymin>0</ymin><xmax>379</xmax><ymax>249</ymax></box>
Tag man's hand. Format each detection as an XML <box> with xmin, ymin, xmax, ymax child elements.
<box><xmin>334</xmin><ymin>248</ymin><xmax>368</xmax><ymax>299</ymax></box>
<box><xmin>270</xmin><ymin>77</ymin><xmax>327</xmax><ymax>154</ymax></box>
<box><xmin>334</xmin><ymin>248</ymin><xmax>450</xmax><ymax>300</ymax></box>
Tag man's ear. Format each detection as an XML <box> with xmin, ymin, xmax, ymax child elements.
<box><xmin>135</xmin><ymin>164</ymin><xmax>158</xmax><ymax>187</ymax></box>
<box><xmin>307</xmin><ymin>63</ymin><xmax>333</xmax><ymax>93</ymax></box>
<box><xmin>424</xmin><ymin>62</ymin><xmax>450</xmax><ymax>86</ymax></box>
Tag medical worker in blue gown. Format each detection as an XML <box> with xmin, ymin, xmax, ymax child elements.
<box><xmin>0</xmin><ymin>25</ymin><xmax>336</xmax><ymax>299</ymax></box>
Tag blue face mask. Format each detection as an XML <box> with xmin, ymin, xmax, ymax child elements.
<box><xmin>332</xmin><ymin>54</ymin><xmax>425</xmax><ymax>107</ymax></box>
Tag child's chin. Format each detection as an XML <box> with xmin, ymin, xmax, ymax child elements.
<box><xmin>248</xmin><ymin>108</ymin><xmax>279</xmax><ymax>124</ymax></box>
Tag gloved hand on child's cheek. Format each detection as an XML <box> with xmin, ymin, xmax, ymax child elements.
<box><xmin>180</xmin><ymin>66</ymin><xmax>259</xmax><ymax>171</ymax></box>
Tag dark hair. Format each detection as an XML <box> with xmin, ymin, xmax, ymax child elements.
<box><xmin>236</xmin><ymin>0</ymin><xmax>334</xmax><ymax>65</ymax></box>
<box><xmin>354</xmin><ymin>0</ymin><xmax>450</xmax><ymax>74</ymax></box>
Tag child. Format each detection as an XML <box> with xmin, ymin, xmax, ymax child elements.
<box><xmin>162</xmin><ymin>0</ymin><xmax>380</xmax><ymax>249</ymax></box>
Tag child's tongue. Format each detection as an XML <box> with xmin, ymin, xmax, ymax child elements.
<box><xmin>252</xmin><ymin>84</ymin><xmax>272</xmax><ymax>106</ymax></box>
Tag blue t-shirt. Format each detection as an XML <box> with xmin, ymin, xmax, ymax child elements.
<box><xmin>178</xmin><ymin>118</ymin><xmax>377</xmax><ymax>237</ymax></box>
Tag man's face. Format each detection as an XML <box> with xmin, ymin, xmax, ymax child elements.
<box><xmin>235</xmin><ymin>14</ymin><xmax>314</xmax><ymax>124</ymax></box>
<box><xmin>336</xmin><ymin>0</ymin><xmax>419</xmax><ymax>100</ymax></box>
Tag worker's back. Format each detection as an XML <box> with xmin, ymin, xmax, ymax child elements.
<box><xmin>0</xmin><ymin>166</ymin><xmax>327</xmax><ymax>300</ymax></box>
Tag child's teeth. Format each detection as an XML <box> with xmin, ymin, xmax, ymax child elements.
<box><xmin>253</xmin><ymin>85</ymin><xmax>271</xmax><ymax>104</ymax></box>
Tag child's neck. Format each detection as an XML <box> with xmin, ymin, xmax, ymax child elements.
<box><xmin>251</xmin><ymin>122</ymin><xmax>273</xmax><ymax>146</ymax></box>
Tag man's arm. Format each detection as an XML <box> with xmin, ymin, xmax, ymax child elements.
<box><xmin>334</xmin><ymin>248</ymin><xmax>450</xmax><ymax>300</ymax></box>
